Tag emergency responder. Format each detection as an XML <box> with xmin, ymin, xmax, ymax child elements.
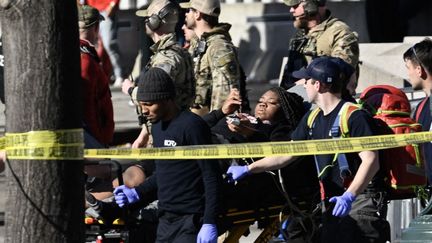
<box><xmin>122</xmin><ymin>0</ymin><xmax>195</xmax><ymax>148</ymax></box>
<box><xmin>281</xmin><ymin>0</ymin><xmax>359</xmax><ymax>90</ymax></box>
<box><xmin>403</xmin><ymin>38</ymin><xmax>432</xmax><ymax>183</ymax></box>
<box><xmin>181</xmin><ymin>0</ymin><xmax>250</xmax><ymax>116</ymax></box>
<box><xmin>227</xmin><ymin>57</ymin><xmax>390</xmax><ymax>242</ymax></box>
<box><xmin>114</xmin><ymin>67</ymin><xmax>222</xmax><ymax>243</ymax></box>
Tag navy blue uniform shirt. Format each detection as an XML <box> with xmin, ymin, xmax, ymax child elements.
<box><xmin>291</xmin><ymin>101</ymin><xmax>378</xmax><ymax>197</ymax></box>
<box><xmin>136</xmin><ymin>110</ymin><xmax>221</xmax><ymax>224</ymax></box>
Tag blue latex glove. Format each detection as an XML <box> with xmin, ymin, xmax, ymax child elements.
<box><xmin>329</xmin><ymin>191</ymin><xmax>356</xmax><ymax>217</ymax></box>
<box><xmin>113</xmin><ymin>185</ymin><xmax>140</xmax><ymax>208</ymax></box>
<box><xmin>197</xmin><ymin>224</ymin><xmax>218</xmax><ymax>243</ymax></box>
<box><xmin>226</xmin><ymin>165</ymin><xmax>250</xmax><ymax>183</ymax></box>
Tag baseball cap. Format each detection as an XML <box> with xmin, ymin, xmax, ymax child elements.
<box><xmin>180</xmin><ymin>0</ymin><xmax>221</xmax><ymax>17</ymax></box>
<box><xmin>330</xmin><ymin>57</ymin><xmax>355</xmax><ymax>83</ymax></box>
<box><xmin>136</xmin><ymin>0</ymin><xmax>171</xmax><ymax>17</ymax></box>
<box><xmin>292</xmin><ymin>56</ymin><xmax>342</xmax><ymax>84</ymax></box>
<box><xmin>78</xmin><ymin>5</ymin><xmax>104</xmax><ymax>29</ymax></box>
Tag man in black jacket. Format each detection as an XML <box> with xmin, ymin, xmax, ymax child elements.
<box><xmin>113</xmin><ymin>67</ymin><xmax>222</xmax><ymax>243</ymax></box>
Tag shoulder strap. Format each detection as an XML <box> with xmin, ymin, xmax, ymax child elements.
<box><xmin>330</xmin><ymin>102</ymin><xmax>362</xmax><ymax>183</ymax></box>
<box><xmin>307</xmin><ymin>107</ymin><xmax>321</xmax><ymax>129</ymax></box>
<box><xmin>339</xmin><ymin>103</ymin><xmax>362</xmax><ymax>137</ymax></box>
<box><xmin>415</xmin><ymin>97</ymin><xmax>429</xmax><ymax>122</ymax></box>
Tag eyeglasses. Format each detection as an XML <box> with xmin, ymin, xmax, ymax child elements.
<box><xmin>411</xmin><ymin>44</ymin><xmax>425</xmax><ymax>69</ymax></box>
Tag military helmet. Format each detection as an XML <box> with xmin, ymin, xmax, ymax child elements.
<box><xmin>283</xmin><ymin>0</ymin><xmax>326</xmax><ymax>16</ymax></box>
<box><xmin>283</xmin><ymin>0</ymin><xmax>302</xmax><ymax>7</ymax></box>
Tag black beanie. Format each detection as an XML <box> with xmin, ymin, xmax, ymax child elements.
<box><xmin>137</xmin><ymin>67</ymin><xmax>176</xmax><ymax>102</ymax></box>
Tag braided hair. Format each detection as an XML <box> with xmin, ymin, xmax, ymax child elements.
<box><xmin>269</xmin><ymin>87</ymin><xmax>306</xmax><ymax>130</ymax></box>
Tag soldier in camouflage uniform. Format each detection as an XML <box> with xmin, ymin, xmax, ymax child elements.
<box><xmin>281</xmin><ymin>0</ymin><xmax>359</xmax><ymax>90</ymax></box>
<box><xmin>181</xmin><ymin>0</ymin><xmax>249</xmax><ymax>116</ymax></box>
<box><xmin>122</xmin><ymin>0</ymin><xmax>194</xmax><ymax>148</ymax></box>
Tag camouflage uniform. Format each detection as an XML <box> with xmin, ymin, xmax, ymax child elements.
<box><xmin>296</xmin><ymin>10</ymin><xmax>359</xmax><ymax>67</ymax></box>
<box><xmin>149</xmin><ymin>33</ymin><xmax>194</xmax><ymax>109</ymax></box>
<box><xmin>192</xmin><ymin>23</ymin><xmax>242</xmax><ymax>112</ymax></box>
<box><xmin>133</xmin><ymin>33</ymin><xmax>194</xmax><ymax>110</ymax></box>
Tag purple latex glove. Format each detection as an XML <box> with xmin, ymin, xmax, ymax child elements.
<box><xmin>113</xmin><ymin>185</ymin><xmax>140</xmax><ymax>208</ymax></box>
<box><xmin>197</xmin><ymin>224</ymin><xmax>218</xmax><ymax>243</ymax></box>
<box><xmin>226</xmin><ymin>165</ymin><xmax>250</xmax><ymax>183</ymax></box>
<box><xmin>329</xmin><ymin>191</ymin><xmax>356</xmax><ymax>217</ymax></box>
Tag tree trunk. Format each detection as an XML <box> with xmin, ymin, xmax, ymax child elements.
<box><xmin>0</xmin><ymin>1</ymin><xmax>84</xmax><ymax>242</ymax></box>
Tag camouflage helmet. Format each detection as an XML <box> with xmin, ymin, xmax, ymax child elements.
<box><xmin>283</xmin><ymin>0</ymin><xmax>326</xmax><ymax>8</ymax></box>
<box><xmin>283</xmin><ymin>0</ymin><xmax>302</xmax><ymax>7</ymax></box>
<box><xmin>284</xmin><ymin>0</ymin><xmax>326</xmax><ymax>16</ymax></box>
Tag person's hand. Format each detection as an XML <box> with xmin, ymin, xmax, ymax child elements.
<box><xmin>113</xmin><ymin>185</ymin><xmax>140</xmax><ymax>207</ymax></box>
<box><xmin>132</xmin><ymin>127</ymin><xmax>150</xmax><ymax>148</ymax></box>
<box><xmin>197</xmin><ymin>224</ymin><xmax>218</xmax><ymax>243</ymax></box>
<box><xmin>329</xmin><ymin>191</ymin><xmax>356</xmax><ymax>217</ymax></box>
<box><xmin>226</xmin><ymin>165</ymin><xmax>249</xmax><ymax>183</ymax></box>
<box><xmin>227</xmin><ymin>114</ymin><xmax>255</xmax><ymax>137</ymax></box>
<box><xmin>221</xmin><ymin>89</ymin><xmax>241</xmax><ymax>115</ymax></box>
<box><xmin>122</xmin><ymin>79</ymin><xmax>134</xmax><ymax>96</ymax></box>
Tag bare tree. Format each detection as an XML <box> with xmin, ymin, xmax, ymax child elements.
<box><xmin>0</xmin><ymin>0</ymin><xmax>84</xmax><ymax>242</ymax></box>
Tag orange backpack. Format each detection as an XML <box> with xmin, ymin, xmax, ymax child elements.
<box><xmin>359</xmin><ymin>85</ymin><xmax>426</xmax><ymax>199</ymax></box>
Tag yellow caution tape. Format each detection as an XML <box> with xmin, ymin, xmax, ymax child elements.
<box><xmin>85</xmin><ymin>131</ymin><xmax>432</xmax><ymax>160</ymax></box>
<box><xmin>1</xmin><ymin>130</ymin><xmax>431</xmax><ymax>160</ymax></box>
<box><xmin>2</xmin><ymin>129</ymin><xmax>84</xmax><ymax>160</ymax></box>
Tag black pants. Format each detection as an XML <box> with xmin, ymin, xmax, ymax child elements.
<box><xmin>284</xmin><ymin>189</ymin><xmax>321</xmax><ymax>243</ymax></box>
<box><xmin>320</xmin><ymin>193</ymin><xmax>390</xmax><ymax>243</ymax></box>
<box><xmin>284</xmin><ymin>214</ymin><xmax>320</xmax><ymax>243</ymax></box>
<box><xmin>156</xmin><ymin>212</ymin><xmax>201</xmax><ymax>243</ymax></box>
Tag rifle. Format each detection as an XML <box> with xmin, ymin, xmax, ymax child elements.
<box><xmin>279</xmin><ymin>32</ymin><xmax>308</xmax><ymax>89</ymax></box>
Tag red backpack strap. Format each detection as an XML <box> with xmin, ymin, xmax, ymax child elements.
<box><xmin>415</xmin><ymin>98</ymin><xmax>428</xmax><ymax>121</ymax></box>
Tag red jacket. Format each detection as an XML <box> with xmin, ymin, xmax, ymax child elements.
<box><xmin>85</xmin><ymin>0</ymin><xmax>120</xmax><ymax>12</ymax></box>
<box><xmin>80</xmin><ymin>39</ymin><xmax>114</xmax><ymax>145</ymax></box>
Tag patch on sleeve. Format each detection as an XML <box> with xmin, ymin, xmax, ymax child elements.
<box><xmin>216</xmin><ymin>52</ymin><xmax>235</xmax><ymax>67</ymax></box>
<box><xmin>153</xmin><ymin>63</ymin><xmax>173</xmax><ymax>76</ymax></box>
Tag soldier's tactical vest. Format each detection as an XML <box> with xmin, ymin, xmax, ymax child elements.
<box><xmin>193</xmin><ymin>33</ymin><xmax>250</xmax><ymax>112</ymax></box>
<box><xmin>299</xmin><ymin>16</ymin><xmax>359</xmax><ymax>67</ymax></box>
